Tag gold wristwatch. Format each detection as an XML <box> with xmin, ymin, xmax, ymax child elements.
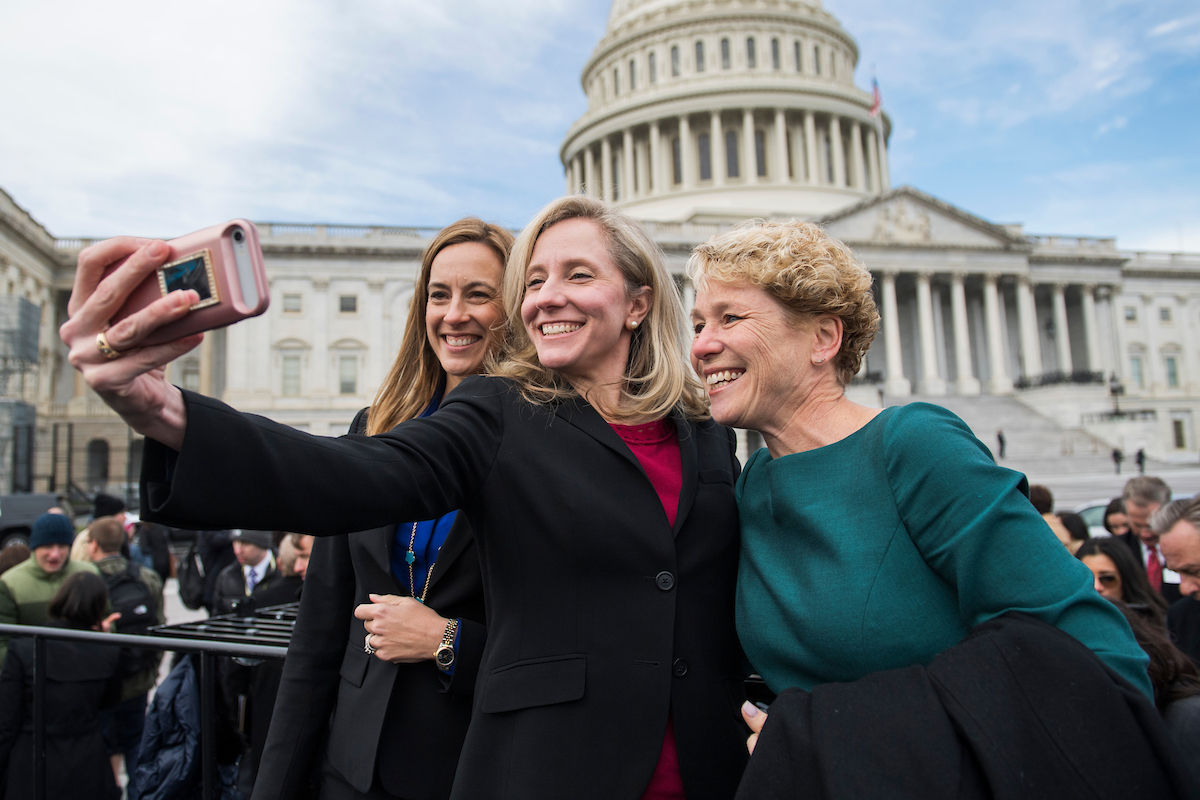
<box><xmin>435</xmin><ymin>618</ymin><xmax>459</xmax><ymax>672</ymax></box>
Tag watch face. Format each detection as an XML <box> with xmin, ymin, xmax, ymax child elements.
<box><xmin>436</xmin><ymin>646</ymin><xmax>455</xmax><ymax>668</ymax></box>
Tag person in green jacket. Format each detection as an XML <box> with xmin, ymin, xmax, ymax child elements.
<box><xmin>687</xmin><ymin>219</ymin><xmax>1153</xmax><ymax>753</ymax></box>
<box><xmin>0</xmin><ymin>512</ymin><xmax>100</xmax><ymax>667</ymax></box>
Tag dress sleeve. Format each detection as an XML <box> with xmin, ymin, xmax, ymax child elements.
<box><xmin>0</xmin><ymin>643</ymin><xmax>23</xmax><ymax>781</ymax></box>
<box><xmin>884</xmin><ymin>404</ymin><xmax>1153</xmax><ymax>699</ymax></box>
<box><xmin>140</xmin><ymin>378</ymin><xmax>505</xmax><ymax>534</ymax></box>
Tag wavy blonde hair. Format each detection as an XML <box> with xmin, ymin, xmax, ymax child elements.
<box><xmin>489</xmin><ymin>196</ymin><xmax>708</xmax><ymax>422</ymax></box>
<box><xmin>366</xmin><ymin>218</ymin><xmax>515</xmax><ymax>435</ymax></box>
<box><xmin>687</xmin><ymin>220</ymin><xmax>879</xmax><ymax>386</ymax></box>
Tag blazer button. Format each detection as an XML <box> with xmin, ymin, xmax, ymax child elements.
<box><xmin>655</xmin><ymin>571</ymin><xmax>675</xmax><ymax>591</ymax></box>
<box><xmin>673</xmin><ymin>659</ymin><xmax>688</xmax><ymax>677</ymax></box>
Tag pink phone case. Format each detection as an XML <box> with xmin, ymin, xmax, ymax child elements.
<box><xmin>107</xmin><ymin>219</ymin><xmax>270</xmax><ymax>346</ymax></box>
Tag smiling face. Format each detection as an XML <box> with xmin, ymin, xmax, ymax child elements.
<box><xmin>1081</xmin><ymin>553</ymin><xmax>1124</xmax><ymax>601</ymax></box>
<box><xmin>426</xmin><ymin>241</ymin><xmax>505</xmax><ymax>394</ymax></box>
<box><xmin>690</xmin><ymin>279</ymin><xmax>822</xmax><ymax>433</ymax></box>
<box><xmin>521</xmin><ymin>218</ymin><xmax>648</xmax><ymax>394</ymax></box>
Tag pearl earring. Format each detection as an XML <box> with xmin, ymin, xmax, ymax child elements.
<box><xmin>628</xmin><ymin>320</ymin><xmax>638</xmax><ymax>330</ymax></box>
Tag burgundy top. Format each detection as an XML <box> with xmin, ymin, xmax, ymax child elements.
<box><xmin>610</xmin><ymin>419</ymin><xmax>687</xmax><ymax>800</ymax></box>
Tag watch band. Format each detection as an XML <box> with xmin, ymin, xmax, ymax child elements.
<box><xmin>435</xmin><ymin>618</ymin><xmax>459</xmax><ymax>672</ymax></box>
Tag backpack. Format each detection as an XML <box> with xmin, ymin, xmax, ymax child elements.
<box><xmin>104</xmin><ymin>561</ymin><xmax>160</xmax><ymax>676</ymax></box>
<box><xmin>177</xmin><ymin>539</ymin><xmax>206</xmax><ymax>610</ymax></box>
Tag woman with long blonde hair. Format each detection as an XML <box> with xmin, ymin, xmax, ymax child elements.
<box><xmin>254</xmin><ymin>217</ymin><xmax>514</xmax><ymax>799</ymax></box>
<box><xmin>63</xmin><ymin>195</ymin><xmax>747</xmax><ymax>800</ymax></box>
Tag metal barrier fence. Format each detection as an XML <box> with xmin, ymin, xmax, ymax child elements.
<box><xmin>0</xmin><ymin>622</ymin><xmax>287</xmax><ymax>800</ymax></box>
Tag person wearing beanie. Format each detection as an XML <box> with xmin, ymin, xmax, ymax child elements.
<box><xmin>0</xmin><ymin>513</ymin><xmax>100</xmax><ymax>667</ymax></box>
<box><xmin>211</xmin><ymin>530</ymin><xmax>279</xmax><ymax>616</ymax></box>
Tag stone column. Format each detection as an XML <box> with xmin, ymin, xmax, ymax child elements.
<box><xmin>850</xmin><ymin>121</ymin><xmax>866</xmax><ymax>190</ymax></box>
<box><xmin>983</xmin><ymin>274</ymin><xmax>1013</xmax><ymax>393</ymax></box>
<box><xmin>1081</xmin><ymin>284</ymin><xmax>1101</xmax><ymax>373</ymax></box>
<box><xmin>564</xmin><ymin>162</ymin><xmax>573</xmax><ymax>196</ymax></box>
<box><xmin>600</xmin><ymin>137</ymin><xmax>613</xmax><ymax>201</ymax></box>
<box><xmin>1052</xmin><ymin>283</ymin><xmax>1072</xmax><ymax>374</ymax></box>
<box><xmin>1015</xmin><ymin>277</ymin><xmax>1042</xmax><ymax>379</ymax></box>
<box><xmin>878</xmin><ymin>124</ymin><xmax>891</xmax><ymax>191</ymax></box>
<box><xmin>622</xmin><ymin>128</ymin><xmax>635</xmax><ymax>200</ymax></box>
<box><xmin>636</xmin><ymin>139</ymin><xmax>650</xmax><ymax>198</ymax></box>
<box><xmin>880</xmin><ymin>271</ymin><xmax>910</xmax><ymax>396</ymax></box>
<box><xmin>1142</xmin><ymin>294</ymin><xmax>1160</xmax><ymax>390</ymax></box>
<box><xmin>774</xmin><ymin>108</ymin><xmax>789</xmax><ymax>184</ymax></box>
<box><xmin>679</xmin><ymin>115</ymin><xmax>693</xmax><ymax>189</ymax></box>
<box><xmin>1095</xmin><ymin>286</ymin><xmax>1115</xmax><ymax>378</ymax></box>
<box><xmin>198</xmin><ymin>334</ymin><xmax>214</xmax><ymax>395</ymax></box>
<box><xmin>584</xmin><ymin>145</ymin><xmax>596</xmax><ymax>198</ymax></box>
<box><xmin>915</xmin><ymin>272</ymin><xmax>946</xmax><ymax>395</ymax></box>
<box><xmin>950</xmin><ymin>273</ymin><xmax>980</xmax><ymax>394</ymax></box>
<box><xmin>803</xmin><ymin>111</ymin><xmax>819</xmax><ymax>184</ymax></box>
<box><xmin>866</xmin><ymin>126</ymin><xmax>881</xmax><ymax>193</ymax></box>
<box><xmin>830</xmin><ymin>115</ymin><xmax>846</xmax><ymax>187</ymax></box>
<box><xmin>649</xmin><ymin>120</ymin><xmax>662</xmax><ymax>195</ymax></box>
<box><xmin>1179</xmin><ymin>296</ymin><xmax>1196</xmax><ymax>392</ymax></box>
<box><xmin>711</xmin><ymin>110</ymin><xmax>725</xmax><ymax>186</ymax></box>
<box><xmin>743</xmin><ymin>109</ymin><xmax>758</xmax><ymax>184</ymax></box>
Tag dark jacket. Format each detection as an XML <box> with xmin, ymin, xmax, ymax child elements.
<box><xmin>212</xmin><ymin>554</ymin><xmax>281</xmax><ymax>617</ymax></box>
<box><xmin>253</xmin><ymin>407</ymin><xmax>487</xmax><ymax>800</ymax></box>
<box><xmin>736</xmin><ymin>613</ymin><xmax>1198</xmax><ymax>800</ymax></box>
<box><xmin>132</xmin><ymin>520</ymin><xmax>174</xmax><ymax>583</ymax></box>
<box><xmin>195</xmin><ymin>530</ymin><xmax>236</xmax><ymax>613</ymax></box>
<box><xmin>1118</xmin><ymin>531</ymin><xmax>1184</xmax><ymax>605</ymax></box>
<box><xmin>135</xmin><ymin>654</ymin><xmax>241</xmax><ymax>800</ymax></box>
<box><xmin>0</xmin><ymin>632</ymin><xmax>122</xmax><ymax>800</ymax></box>
<box><xmin>142</xmin><ymin>377</ymin><xmax>747</xmax><ymax>800</ymax></box>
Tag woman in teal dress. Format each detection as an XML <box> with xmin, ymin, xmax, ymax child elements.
<box><xmin>687</xmin><ymin>220</ymin><xmax>1153</xmax><ymax>748</ymax></box>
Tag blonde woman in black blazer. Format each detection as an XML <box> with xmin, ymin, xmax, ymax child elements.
<box><xmin>256</xmin><ymin>218</ymin><xmax>514</xmax><ymax>800</ymax></box>
<box><xmin>63</xmin><ymin>196</ymin><xmax>748</xmax><ymax>800</ymax></box>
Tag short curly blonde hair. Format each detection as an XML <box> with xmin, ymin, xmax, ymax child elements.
<box><xmin>687</xmin><ymin>220</ymin><xmax>879</xmax><ymax>386</ymax></box>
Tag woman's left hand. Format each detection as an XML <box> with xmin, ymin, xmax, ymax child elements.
<box><xmin>355</xmin><ymin>593</ymin><xmax>447</xmax><ymax>663</ymax></box>
<box><xmin>741</xmin><ymin>701</ymin><xmax>767</xmax><ymax>755</ymax></box>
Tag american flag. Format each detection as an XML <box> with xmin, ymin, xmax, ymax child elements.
<box><xmin>870</xmin><ymin>78</ymin><xmax>882</xmax><ymax>117</ymax></box>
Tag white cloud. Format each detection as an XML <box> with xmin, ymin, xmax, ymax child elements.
<box><xmin>1095</xmin><ymin>116</ymin><xmax>1128</xmax><ymax>137</ymax></box>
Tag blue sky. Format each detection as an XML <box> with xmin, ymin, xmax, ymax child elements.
<box><xmin>1</xmin><ymin>0</ymin><xmax>1196</xmax><ymax>251</ymax></box>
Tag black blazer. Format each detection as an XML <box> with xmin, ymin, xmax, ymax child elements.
<box><xmin>1117</xmin><ymin>532</ymin><xmax>1184</xmax><ymax>605</ymax></box>
<box><xmin>253</xmin><ymin>408</ymin><xmax>487</xmax><ymax>800</ymax></box>
<box><xmin>143</xmin><ymin>376</ymin><xmax>748</xmax><ymax>800</ymax></box>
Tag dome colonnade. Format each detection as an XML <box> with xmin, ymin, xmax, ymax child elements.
<box><xmin>560</xmin><ymin>0</ymin><xmax>891</xmax><ymax>222</ymax></box>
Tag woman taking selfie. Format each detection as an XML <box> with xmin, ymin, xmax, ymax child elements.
<box><xmin>255</xmin><ymin>218</ymin><xmax>511</xmax><ymax>800</ymax></box>
<box><xmin>62</xmin><ymin>196</ymin><xmax>746</xmax><ymax>800</ymax></box>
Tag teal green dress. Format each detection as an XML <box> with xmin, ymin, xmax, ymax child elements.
<box><xmin>735</xmin><ymin>403</ymin><xmax>1152</xmax><ymax>698</ymax></box>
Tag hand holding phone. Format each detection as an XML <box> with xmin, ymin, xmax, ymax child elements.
<box><xmin>104</xmin><ymin>219</ymin><xmax>270</xmax><ymax>345</ymax></box>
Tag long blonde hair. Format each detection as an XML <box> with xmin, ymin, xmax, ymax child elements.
<box><xmin>489</xmin><ymin>196</ymin><xmax>708</xmax><ymax>422</ymax></box>
<box><xmin>366</xmin><ymin>218</ymin><xmax>515</xmax><ymax>435</ymax></box>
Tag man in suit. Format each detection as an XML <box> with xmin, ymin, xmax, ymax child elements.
<box><xmin>1119</xmin><ymin>476</ymin><xmax>1182</xmax><ymax>605</ymax></box>
<box><xmin>212</xmin><ymin>529</ymin><xmax>280</xmax><ymax>615</ymax></box>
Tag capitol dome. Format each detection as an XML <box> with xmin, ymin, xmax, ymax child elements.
<box><xmin>561</xmin><ymin>0</ymin><xmax>891</xmax><ymax>222</ymax></box>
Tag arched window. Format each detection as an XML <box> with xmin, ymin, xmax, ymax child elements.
<box><xmin>721</xmin><ymin>38</ymin><xmax>730</xmax><ymax>69</ymax></box>
<box><xmin>672</xmin><ymin>137</ymin><xmax>682</xmax><ymax>184</ymax></box>
<box><xmin>613</xmin><ymin>67</ymin><xmax>620</xmax><ymax>95</ymax></box>
<box><xmin>698</xmin><ymin>133</ymin><xmax>712</xmax><ymax>181</ymax></box>
<box><xmin>831</xmin><ymin>52</ymin><xmax>837</xmax><ymax>78</ymax></box>
<box><xmin>725</xmin><ymin>130</ymin><xmax>740</xmax><ymax>178</ymax></box>
<box><xmin>746</xmin><ymin>37</ymin><xmax>757</xmax><ymax>68</ymax></box>
<box><xmin>629</xmin><ymin>59</ymin><xmax>636</xmax><ymax>91</ymax></box>
<box><xmin>813</xmin><ymin>45</ymin><xmax>822</xmax><ymax>76</ymax></box>
<box><xmin>695</xmin><ymin>40</ymin><xmax>705</xmax><ymax>72</ymax></box>
<box><xmin>649</xmin><ymin>51</ymin><xmax>657</xmax><ymax>83</ymax></box>
<box><xmin>755</xmin><ymin>130</ymin><xmax>767</xmax><ymax>176</ymax></box>
<box><xmin>794</xmin><ymin>41</ymin><xmax>802</xmax><ymax>72</ymax></box>
<box><xmin>671</xmin><ymin>45</ymin><xmax>680</xmax><ymax>77</ymax></box>
<box><xmin>771</xmin><ymin>38</ymin><xmax>780</xmax><ymax>70</ymax></box>
<box><xmin>86</xmin><ymin>439</ymin><xmax>110</xmax><ymax>492</ymax></box>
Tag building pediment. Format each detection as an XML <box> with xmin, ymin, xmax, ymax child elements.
<box><xmin>819</xmin><ymin>186</ymin><xmax>1030</xmax><ymax>251</ymax></box>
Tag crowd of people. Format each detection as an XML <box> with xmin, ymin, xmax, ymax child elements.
<box><xmin>0</xmin><ymin>202</ymin><xmax>1197</xmax><ymax>798</ymax></box>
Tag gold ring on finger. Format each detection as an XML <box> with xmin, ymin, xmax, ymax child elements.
<box><xmin>95</xmin><ymin>331</ymin><xmax>122</xmax><ymax>360</ymax></box>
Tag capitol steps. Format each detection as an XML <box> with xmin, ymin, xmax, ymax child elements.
<box><xmin>882</xmin><ymin>394</ymin><xmax>1168</xmax><ymax>479</ymax></box>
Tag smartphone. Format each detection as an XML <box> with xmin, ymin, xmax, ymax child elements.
<box><xmin>105</xmin><ymin>219</ymin><xmax>270</xmax><ymax>346</ymax></box>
